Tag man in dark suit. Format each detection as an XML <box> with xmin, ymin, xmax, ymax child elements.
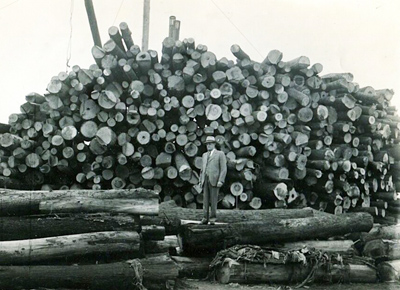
<box><xmin>199</xmin><ymin>136</ymin><xmax>227</xmax><ymax>225</ymax></box>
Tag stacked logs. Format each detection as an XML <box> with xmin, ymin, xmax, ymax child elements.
<box><xmin>0</xmin><ymin>21</ymin><xmax>399</xmax><ymax>217</ymax></box>
<box><xmin>0</xmin><ymin>187</ymin><xmax>182</xmax><ymax>289</ymax></box>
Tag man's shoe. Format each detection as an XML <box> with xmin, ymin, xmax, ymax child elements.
<box><xmin>209</xmin><ymin>219</ymin><xmax>216</xmax><ymax>225</ymax></box>
<box><xmin>201</xmin><ymin>218</ymin><xmax>208</xmax><ymax>225</ymax></box>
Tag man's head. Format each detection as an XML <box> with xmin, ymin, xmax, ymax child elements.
<box><xmin>205</xmin><ymin>136</ymin><xmax>216</xmax><ymax>151</ymax></box>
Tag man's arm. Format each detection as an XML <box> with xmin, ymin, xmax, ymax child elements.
<box><xmin>199</xmin><ymin>153</ymin><xmax>207</xmax><ymax>187</ymax></box>
<box><xmin>217</xmin><ymin>151</ymin><xmax>227</xmax><ymax>187</ymax></box>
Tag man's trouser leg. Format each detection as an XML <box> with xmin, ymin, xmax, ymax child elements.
<box><xmin>203</xmin><ymin>178</ymin><xmax>210</xmax><ymax>221</ymax></box>
<box><xmin>209</xmin><ymin>186</ymin><xmax>219</xmax><ymax>222</ymax></box>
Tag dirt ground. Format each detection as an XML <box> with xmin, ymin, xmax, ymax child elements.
<box><xmin>183</xmin><ymin>280</ymin><xmax>400</xmax><ymax>290</ymax></box>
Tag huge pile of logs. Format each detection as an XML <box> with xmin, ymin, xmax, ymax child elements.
<box><xmin>0</xmin><ymin>21</ymin><xmax>399</xmax><ymax>218</ymax></box>
<box><xmin>0</xmin><ymin>188</ymin><xmax>182</xmax><ymax>289</ymax></box>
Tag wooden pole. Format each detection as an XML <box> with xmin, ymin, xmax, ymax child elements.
<box><xmin>84</xmin><ymin>0</ymin><xmax>102</xmax><ymax>47</ymax></box>
<box><xmin>142</xmin><ymin>0</ymin><xmax>151</xmax><ymax>51</ymax></box>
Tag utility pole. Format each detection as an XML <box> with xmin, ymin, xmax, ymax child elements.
<box><xmin>84</xmin><ymin>0</ymin><xmax>102</xmax><ymax>47</ymax></box>
<box><xmin>142</xmin><ymin>0</ymin><xmax>150</xmax><ymax>51</ymax></box>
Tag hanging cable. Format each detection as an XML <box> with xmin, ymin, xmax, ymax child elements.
<box><xmin>0</xmin><ymin>0</ymin><xmax>20</xmax><ymax>12</ymax></box>
<box><xmin>113</xmin><ymin>0</ymin><xmax>125</xmax><ymax>25</ymax></box>
<box><xmin>209</xmin><ymin>0</ymin><xmax>263</xmax><ymax>59</ymax></box>
<box><xmin>66</xmin><ymin>0</ymin><xmax>74</xmax><ymax>71</ymax></box>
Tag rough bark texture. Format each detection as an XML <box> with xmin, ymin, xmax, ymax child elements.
<box><xmin>0</xmin><ymin>255</ymin><xmax>178</xmax><ymax>290</ymax></box>
<box><xmin>39</xmin><ymin>197</ymin><xmax>158</xmax><ymax>216</ymax></box>
<box><xmin>159</xmin><ymin>200</ymin><xmax>315</xmax><ymax>234</ymax></box>
<box><xmin>216</xmin><ymin>262</ymin><xmax>377</xmax><ymax>284</ymax></box>
<box><xmin>171</xmin><ymin>256</ymin><xmax>212</xmax><ymax>279</ymax></box>
<box><xmin>0</xmin><ymin>231</ymin><xmax>142</xmax><ymax>265</ymax></box>
<box><xmin>0</xmin><ymin>213</ymin><xmax>139</xmax><ymax>241</ymax></box>
<box><xmin>181</xmin><ymin>213</ymin><xmax>373</xmax><ymax>252</ymax></box>
<box><xmin>0</xmin><ymin>188</ymin><xmax>158</xmax><ymax>215</ymax></box>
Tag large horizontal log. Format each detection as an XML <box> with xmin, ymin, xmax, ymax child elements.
<box><xmin>181</xmin><ymin>213</ymin><xmax>373</xmax><ymax>252</ymax></box>
<box><xmin>39</xmin><ymin>197</ymin><xmax>158</xmax><ymax>216</ymax></box>
<box><xmin>159</xmin><ymin>200</ymin><xmax>315</xmax><ymax>234</ymax></box>
<box><xmin>0</xmin><ymin>255</ymin><xmax>178</xmax><ymax>290</ymax></box>
<box><xmin>0</xmin><ymin>188</ymin><xmax>158</xmax><ymax>215</ymax></box>
<box><xmin>216</xmin><ymin>261</ymin><xmax>377</xmax><ymax>284</ymax></box>
<box><xmin>0</xmin><ymin>231</ymin><xmax>142</xmax><ymax>265</ymax></box>
<box><xmin>0</xmin><ymin>213</ymin><xmax>140</xmax><ymax>241</ymax></box>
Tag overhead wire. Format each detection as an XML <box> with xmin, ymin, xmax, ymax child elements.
<box><xmin>113</xmin><ymin>0</ymin><xmax>125</xmax><ymax>25</ymax></box>
<box><xmin>0</xmin><ymin>0</ymin><xmax>20</xmax><ymax>12</ymax></box>
<box><xmin>209</xmin><ymin>0</ymin><xmax>264</xmax><ymax>59</ymax></box>
<box><xmin>66</xmin><ymin>0</ymin><xmax>74</xmax><ymax>71</ymax></box>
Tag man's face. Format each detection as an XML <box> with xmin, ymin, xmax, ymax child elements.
<box><xmin>206</xmin><ymin>142</ymin><xmax>216</xmax><ymax>151</ymax></box>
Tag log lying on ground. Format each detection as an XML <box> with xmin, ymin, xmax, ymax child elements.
<box><xmin>39</xmin><ymin>197</ymin><xmax>158</xmax><ymax>216</ymax></box>
<box><xmin>363</xmin><ymin>239</ymin><xmax>400</xmax><ymax>260</ymax></box>
<box><xmin>360</xmin><ymin>224</ymin><xmax>400</xmax><ymax>244</ymax></box>
<box><xmin>0</xmin><ymin>188</ymin><xmax>158</xmax><ymax>215</ymax></box>
<box><xmin>280</xmin><ymin>240</ymin><xmax>357</xmax><ymax>255</ymax></box>
<box><xmin>159</xmin><ymin>200</ymin><xmax>315</xmax><ymax>234</ymax></box>
<box><xmin>171</xmin><ymin>256</ymin><xmax>212</xmax><ymax>279</ymax></box>
<box><xmin>0</xmin><ymin>213</ymin><xmax>140</xmax><ymax>241</ymax></box>
<box><xmin>378</xmin><ymin>260</ymin><xmax>400</xmax><ymax>282</ymax></box>
<box><xmin>0</xmin><ymin>255</ymin><xmax>179</xmax><ymax>290</ymax></box>
<box><xmin>216</xmin><ymin>261</ymin><xmax>377</xmax><ymax>284</ymax></box>
<box><xmin>180</xmin><ymin>213</ymin><xmax>373</xmax><ymax>252</ymax></box>
<box><xmin>0</xmin><ymin>231</ymin><xmax>142</xmax><ymax>265</ymax></box>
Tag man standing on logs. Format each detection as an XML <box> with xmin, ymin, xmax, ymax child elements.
<box><xmin>199</xmin><ymin>136</ymin><xmax>227</xmax><ymax>225</ymax></box>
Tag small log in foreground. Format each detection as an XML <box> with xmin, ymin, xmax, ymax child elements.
<box><xmin>0</xmin><ymin>255</ymin><xmax>178</xmax><ymax>290</ymax></box>
<box><xmin>181</xmin><ymin>213</ymin><xmax>373</xmax><ymax>252</ymax></box>
<box><xmin>363</xmin><ymin>239</ymin><xmax>400</xmax><ymax>260</ymax></box>
<box><xmin>0</xmin><ymin>188</ymin><xmax>158</xmax><ymax>216</ymax></box>
<box><xmin>216</xmin><ymin>261</ymin><xmax>377</xmax><ymax>284</ymax></box>
<box><xmin>0</xmin><ymin>231</ymin><xmax>142</xmax><ymax>265</ymax></box>
<box><xmin>159</xmin><ymin>200</ymin><xmax>315</xmax><ymax>234</ymax></box>
<box><xmin>0</xmin><ymin>214</ymin><xmax>139</xmax><ymax>241</ymax></box>
<box><xmin>39</xmin><ymin>197</ymin><xmax>158</xmax><ymax>216</ymax></box>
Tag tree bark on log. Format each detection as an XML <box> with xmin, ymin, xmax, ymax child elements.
<box><xmin>216</xmin><ymin>261</ymin><xmax>377</xmax><ymax>284</ymax></box>
<box><xmin>0</xmin><ymin>231</ymin><xmax>142</xmax><ymax>265</ymax></box>
<box><xmin>181</xmin><ymin>213</ymin><xmax>373</xmax><ymax>252</ymax></box>
<box><xmin>39</xmin><ymin>197</ymin><xmax>158</xmax><ymax>216</ymax></box>
<box><xmin>0</xmin><ymin>188</ymin><xmax>158</xmax><ymax>215</ymax></box>
<box><xmin>171</xmin><ymin>256</ymin><xmax>212</xmax><ymax>279</ymax></box>
<box><xmin>0</xmin><ymin>255</ymin><xmax>179</xmax><ymax>290</ymax></box>
<box><xmin>0</xmin><ymin>213</ymin><xmax>140</xmax><ymax>241</ymax></box>
<box><xmin>159</xmin><ymin>200</ymin><xmax>315</xmax><ymax>234</ymax></box>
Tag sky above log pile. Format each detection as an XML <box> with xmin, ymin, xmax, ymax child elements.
<box><xmin>0</xmin><ymin>0</ymin><xmax>398</xmax><ymax>123</ymax></box>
